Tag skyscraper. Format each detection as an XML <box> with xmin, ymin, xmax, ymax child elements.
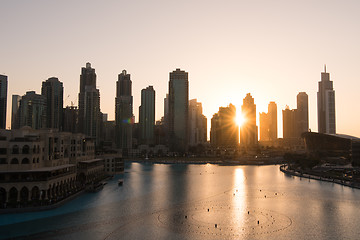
<box><xmin>317</xmin><ymin>65</ymin><xmax>336</xmax><ymax>134</ymax></box>
<box><xmin>259</xmin><ymin>112</ymin><xmax>270</xmax><ymax>142</ymax></box>
<box><xmin>282</xmin><ymin>106</ymin><xmax>297</xmax><ymax>139</ymax></box>
<box><xmin>259</xmin><ymin>101</ymin><xmax>277</xmax><ymax>142</ymax></box>
<box><xmin>18</xmin><ymin>91</ymin><xmax>46</xmax><ymax>129</ymax></box>
<box><xmin>0</xmin><ymin>75</ymin><xmax>7</xmax><ymax>129</ymax></box>
<box><xmin>78</xmin><ymin>63</ymin><xmax>101</xmax><ymax>142</ymax></box>
<box><xmin>41</xmin><ymin>77</ymin><xmax>63</xmax><ymax>130</ymax></box>
<box><xmin>168</xmin><ymin>68</ymin><xmax>189</xmax><ymax>152</ymax></box>
<box><xmin>63</xmin><ymin>106</ymin><xmax>78</xmax><ymax>133</ymax></box>
<box><xmin>268</xmin><ymin>101</ymin><xmax>277</xmax><ymax>141</ymax></box>
<box><xmin>297</xmin><ymin>92</ymin><xmax>309</xmax><ymax>136</ymax></box>
<box><xmin>240</xmin><ymin>93</ymin><xmax>258</xmax><ymax>147</ymax></box>
<box><xmin>189</xmin><ymin>99</ymin><xmax>207</xmax><ymax>146</ymax></box>
<box><xmin>139</xmin><ymin>86</ymin><xmax>155</xmax><ymax>145</ymax></box>
<box><xmin>210</xmin><ymin>104</ymin><xmax>238</xmax><ymax>147</ymax></box>
<box><xmin>115</xmin><ymin>70</ymin><xmax>133</xmax><ymax>152</ymax></box>
<box><xmin>11</xmin><ymin>95</ymin><xmax>21</xmax><ymax>129</ymax></box>
<box><xmin>163</xmin><ymin>94</ymin><xmax>170</xmax><ymax>145</ymax></box>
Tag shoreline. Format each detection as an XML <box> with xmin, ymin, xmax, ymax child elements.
<box><xmin>0</xmin><ymin>175</ymin><xmax>111</xmax><ymax>214</ymax></box>
<box><xmin>126</xmin><ymin>156</ymin><xmax>285</xmax><ymax>166</ymax></box>
<box><xmin>0</xmin><ymin>189</ymin><xmax>86</xmax><ymax>215</ymax></box>
<box><xmin>280</xmin><ymin>164</ymin><xmax>360</xmax><ymax>189</ymax></box>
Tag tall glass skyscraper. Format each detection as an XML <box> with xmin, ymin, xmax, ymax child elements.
<box><xmin>189</xmin><ymin>99</ymin><xmax>207</xmax><ymax>146</ymax></box>
<box><xmin>41</xmin><ymin>77</ymin><xmax>63</xmax><ymax>130</ymax></box>
<box><xmin>11</xmin><ymin>95</ymin><xmax>21</xmax><ymax>129</ymax></box>
<box><xmin>210</xmin><ymin>104</ymin><xmax>238</xmax><ymax>147</ymax></box>
<box><xmin>168</xmin><ymin>69</ymin><xmax>189</xmax><ymax>152</ymax></box>
<box><xmin>139</xmin><ymin>86</ymin><xmax>155</xmax><ymax>145</ymax></box>
<box><xmin>297</xmin><ymin>92</ymin><xmax>308</xmax><ymax>136</ymax></box>
<box><xmin>259</xmin><ymin>101</ymin><xmax>277</xmax><ymax>142</ymax></box>
<box><xmin>115</xmin><ymin>70</ymin><xmax>133</xmax><ymax>153</ymax></box>
<box><xmin>240</xmin><ymin>93</ymin><xmax>258</xmax><ymax>147</ymax></box>
<box><xmin>317</xmin><ymin>66</ymin><xmax>336</xmax><ymax>134</ymax></box>
<box><xmin>78</xmin><ymin>63</ymin><xmax>100</xmax><ymax>142</ymax></box>
<box><xmin>0</xmin><ymin>75</ymin><xmax>7</xmax><ymax>129</ymax></box>
<box><xmin>18</xmin><ymin>91</ymin><xmax>46</xmax><ymax>129</ymax></box>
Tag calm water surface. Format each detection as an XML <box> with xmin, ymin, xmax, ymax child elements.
<box><xmin>1</xmin><ymin>162</ymin><xmax>360</xmax><ymax>239</ymax></box>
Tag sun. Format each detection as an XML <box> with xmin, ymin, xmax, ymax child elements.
<box><xmin>235</xmin><ymin>113</ymin><xmax>245</xmax><ymax>127</ymax></box>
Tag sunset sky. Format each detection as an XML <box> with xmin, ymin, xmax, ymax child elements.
<box><xmin>1</xmin><ymin>0</ymin><xmax>360</xmax><ymax>137</ymax></box>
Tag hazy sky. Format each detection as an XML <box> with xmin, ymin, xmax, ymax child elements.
<box><xmin>1</xmin><ymin>0</ymin><xmax>360</xmax><ymax>137</ymax></box>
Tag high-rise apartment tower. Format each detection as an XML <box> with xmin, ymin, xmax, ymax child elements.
<box><xmin>78</xmin><ymin>63</ymin><xmax>101</xmax><ymax>142</ymax></box>
<box><xmin>240</xmin><ymin>93</ymin><xmax>258</xmax><ymax>147</ymax></box>
<box><xmin>139</xmin><ymin>86</ymin><xmax>155</xmax><ymax>145</ymax></box>
<box><xmin>168</xmin><ymin>68</ymin><xmax>189</xmax><ymax>152</ymax></box>
<box><xmin>317</xmin><ymin>65</ymin><xmax>336</xmax><ymax>134</ymax></box>
<box><xmin>0</xmin><ymin>75</ymin><xmax>7</xmax><ymax>129</ymax></box>
<box><xmin>115</xmin><ymin>70</ymin><xmax>133</xmax><ymax>153</ymax></box>
<box><xmin>41</xmin><ymin>77</ymin><xmax>63</xmax><ymax>130</ymax></box>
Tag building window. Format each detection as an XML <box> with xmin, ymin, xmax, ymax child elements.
<box><xmin>0</xmin><ymin>148</ymin><xmax>6</xmax><ymax>154</ymax></box>
<box><xmin>21</xmin><ymin>158</ymin><xmax>30</xmax><ymax>164</ymax></box>
<box><xmin>12</xmin><ymin>145</ymin><xmax>19</xmax><ymax>154</ymax></box>
<box><xmin>10</xmin><ymin>158</ymin><xmax>19</xmax><ymax>164</ymax></box>
<box><xmin>22</xmin><ymin>145</ymin><xmax>30</xmax><ymax>154</ymax></box>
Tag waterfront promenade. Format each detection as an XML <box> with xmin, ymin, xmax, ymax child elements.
<box><xmin>129</xmin><ymin>156</ymin><xmax>285</xmax><ymax>165</ymax></box>
<box><xmin>280</xmin><ymin>164</ymin><xmax>360</xmax><ymax>189</ymax></box>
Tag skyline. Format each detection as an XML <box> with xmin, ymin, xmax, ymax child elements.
<box><xmin>0</xmin><ymin>64</ymin><xmax>347</xmax><ymax>138</ymax></box>
<box><xmin>1</xmin><ymin>1</ymin><xmax>360</xmax><ymax>137</ymax></box>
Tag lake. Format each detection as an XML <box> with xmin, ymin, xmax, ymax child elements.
<box><xmin>1</xmin><ymin>162</ymin><xmax>360</xmax><ymax>239</ymax></box>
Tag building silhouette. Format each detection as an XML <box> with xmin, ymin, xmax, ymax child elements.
<box><xmin>41</xmin><ymin>77</ymin><xmax>63</xmax><ymax>130</ymax></box>
<box><xmin>317</xmin><ymin>65</ymin><xmax>336</xmax><ymax>134</ymax></box>
<box><xmin>240</xmin><ymin>93</ymin><xmax>258</xmax><ymax>148</ymax></box>
<box><xmin>63</xmin><ymin>106</ymin><xmax>78</xmax><ymax>133</ymax></box>
<box><xmin>0</xmin><ymin>75</ymin><xmax>7</xmax><ymax>129</ymax></box>
<box><xmin>163</xmin><ymin>94</ymin><xmax>170</xmax><ymax>146</ymax></box>
<box><xmin>259</xmin><ymin>112</ymin><xmax>269</xmax><ymax>141</ymax></box>
<box><xmin>210</xmin><ymin>104</ymin><xmax>238</xmax><ymax>147</ymax></box>
<box><xmin>268</xmin><ymin>102</ymin><xmax>277</xmax><ymax>140</ymax></box>
<box><xmin>282</xmin><ymin>106</ymin><xmax>297</xmax><ymax>139</ymax></box>
<box><xmin>139</xmin><ymin>86</ymin><xmax>155</xmax><ymax>145</ymax></box>
<box><xmin>17</xmin><ymin>91</ymin><xmax>46</xmax><ymax>129</ymax></box>
<box><xmin>297</xmin><ymin>92</ymin><xmax>309</xmax><ymax>136</ymax></box>
<box><xmin>259</xmin><ymin>101</ymin><xmax>277</xmax><ymax>142</ymax></box>
<box><xmin>11</xmin><ymin>95</ymin><xmax>21</xmax><ymax>129</ymax></box>
<box><xmin>115</xmin><ymin>70</ymin><xmax>133</xmax><ymax>153</ymax></box>
<box><xmin>188</xmin><ymin>99</ymin><xmax>207</xmax><ymax>146</ymax></box>
<box><xmin>78</xmin><ymin>63</ymin><xmax>101</xmax><ymax>143</ymax></box>
<box><xmin>283</xmin><ymin>92</ymin><xmax>309</xmax><ymax>140</ymax></box>
<box><xmin>168</xmin><ymin>69</ymin><xmax>189</xmax><ymax>152</ymax></box>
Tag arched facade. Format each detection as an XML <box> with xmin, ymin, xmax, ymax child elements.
<box><xmin>0</xmin><ymin>175</ymin><xmax>79</xmax><ymax>208</ymax></box>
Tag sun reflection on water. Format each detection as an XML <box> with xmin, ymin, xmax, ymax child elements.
<box><xmin>232</xmin><ymin>167</ymin><xmax>246</xmax><ymax>232</ymax></box>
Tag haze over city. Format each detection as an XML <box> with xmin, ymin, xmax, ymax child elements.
<box><xmin>3</xmin><ymin>1</ymin><xmax>360</xmax><ymax>240</ymax></box>
<box><xmin>1</xmin><ymin>0</ymin><xmax>360</xmax><ymax>138</ymax></box>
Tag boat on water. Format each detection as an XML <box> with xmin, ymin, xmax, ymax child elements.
<box><xmin>86</xmin><ymin>182</ymin><xmax>105</xmax><ymax>193</ymax></box>
<box><xmin>118</xmin><ymin>179</ymin><xmax>123</xmax><ymax>186</ymax></box>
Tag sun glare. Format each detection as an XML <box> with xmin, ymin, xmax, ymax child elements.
<box><xmin>236</xmin><ymin>113</ymin><xmax>245</xmax><ymax>127</ymax></box>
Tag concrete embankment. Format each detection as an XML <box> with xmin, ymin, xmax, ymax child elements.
<box><xmin>280</xmin><ymin>165</ymin><xmax>360</xmax><ymax>190</ymax></box>
<box><xmin>128</xmin><ymin>156</ymin><xmax>284</xmax><ymax>166</ymax></box>
<box><xmin>0</xmin><ymin>190</ymin><xmax>86</xmax><ymax>214</ymax></box>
